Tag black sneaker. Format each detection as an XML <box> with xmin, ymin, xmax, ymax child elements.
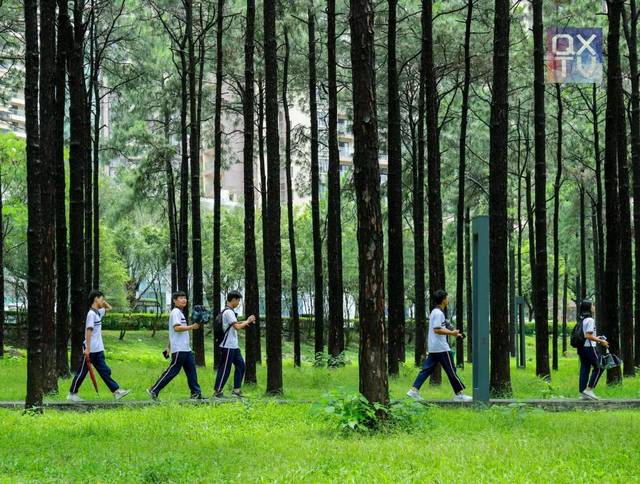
<box><xmin>231</xmin><ymin>390</ymin><xmax>243</xmax><ymax>398</ymax></box>
<box><xmin>190</xmin><ymin>393</ymin><xmax>203</xmax><ymax>400</ymax></box>
<box><xmin>147</xmin><ymin>388</ymin><xmax>158</xmax><ymax>401</ymax></box>
<box><xmin>213</xmin><ymin>391</ymin><xmax>224</xmax><ymax>399</ymax></box>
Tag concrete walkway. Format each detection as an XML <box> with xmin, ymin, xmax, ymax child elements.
<box><xmin>2</xmin><ymin>398</ymin><xmax>640</xmax><ymax>412</ymax></box>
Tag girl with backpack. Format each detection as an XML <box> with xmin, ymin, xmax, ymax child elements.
<box><xmin>575</xmin><ymin>299</ymin><xmax>609</xmax><ymax>400</ymax></box>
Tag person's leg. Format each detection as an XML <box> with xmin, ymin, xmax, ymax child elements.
<box><xmin>232</xmin><ymin>349</ymin><xmax>246</xmax><ymax>391</ymax></box>
<box><xmin>411</xmin><ymin>354</ymin><xmax>438</xmax><ymax>390</ymax></box>
<box><xmin>578</xmin><ymin>347</ymin><xmax>590</xmax><ymax>393</ymax></box>
<box><xmin>587</xmin><ymin>346</ymin><xmax>603</xmax><ymax>390</ymax></box>
<box><xmin>182</xmin><ymin>351</ymin><xmax>202</xmax><ymax>396</ymax></box>
<box><xmin>69</xmin><ymin>352</ymin><xmax>89</xmax><ymax>394</ymax></box>
<box><xmin>214</xmin><ymin>347</ymin><xmax>234</xmax><ymax>394</ymax></box>
<box><xmin>441</xmin><ymin>351</ymin><xmax>465</xmax><ymax>394</ymax></box>
<box><xmin>91</xmin><ymin>352</ymin><xmax>120</xmax><ymax>393</ymax></box>
<box><xmin>150</xmin><ymin>352</ymin><xmax>183</xmax><ymax>395</ymax></box>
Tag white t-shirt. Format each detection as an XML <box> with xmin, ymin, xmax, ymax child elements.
<box><xmin>220</xmin><ymin>308</ymin><xmax>239</xmax><ymax>349</ymax></box>
<box><xmin>84</xmin><ymin>308</ymin><xmax>106</xmax><ymax>353</ymax></box>
<box><xmin>169</xmin><ymin>308</ymin><xmax>191</xmax><ymax>353</ymax></box>
<box><xmin>428</xmin><ymin>307</ymin><xmax>450</xmax><ymax>353</ymax></box>
<box><xmin>582</xmin><ymin>317</ymin><xmax>597</xmax><ymax>348</ymax></box>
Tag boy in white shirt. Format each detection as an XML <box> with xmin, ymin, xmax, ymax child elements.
<box><xmin>68</xmin><ymin>290</ymin><xmax>130</xmax><ymax>402</ymax></box>
<box><xmin>148</xmin><ymin>291</ymin><xmax>202</xmax><ymax>400</ymax></box>
<box><xmin>213</xmin><ymin>291</ymin><xmax>255</xmax><ymax>398</ymax></box>
<box><xmin>576</xmin><ymin>299</ymin><xmax>609</xmax><ymax>400</ymax></box>
<box><xmin>407</xmin><ymin>290</ymin><xmax>472</xmax><ymax>402</ymax></box>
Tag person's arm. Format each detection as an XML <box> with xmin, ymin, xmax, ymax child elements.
<box><xmin>84</xmin><ymin>328</ymin><xmax>93</xmax><ymax>356</ymax></box>
<box><xmin>102</xmin><ymin>301</ymin><xmax>112</xmax><ymax>311</ymax></box>
<box><xmin>586</xmin><ymin>332</ymin><xmax>608</xmax><ymax>347</ymax></box>
<box><xmin>173</xmin><ymin>323</ymin><xmax>199</xmax><ymax>332</ymax></box>
<box><xmin>233</xmin><ymin>314</ymin><xmax>256</xmax><ymax>330</ymax></box>
<box><xmin>434</xmin><ymin>327</ymin><xmax>462</xmax><ymax>337</ymax></box>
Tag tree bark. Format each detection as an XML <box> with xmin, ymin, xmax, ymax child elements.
<box><xmin>386</xmin><ymin>0</ymin><xmax>405</xmax><ymax>377</ymax></box>
<box><xmin>532</xmin><ymin>0</ymin><xmax>550</xmax><ymax>379</ymax></box>
<box><xmin>488</xmin><ymin>0</ymin><xmax>512</xmax><ymax>397</ymax></box>
<box><xmin>349</xmin><ymin>0</ymin><xmax>389</xmax><ymax>406</ymax></box>
<box><xmin>264</xmin><ymin>0</ymin><xmax>283</xmax><ymax>394</ymax></box>
<box><xmin>465</xmin><ymin>207</ymin><xmax>472</xmax><ymax>362</ymax></box>
<box><xmin>526</xmin><ymin>170</ymin><xmax>536</xmax><ymax>326</ymax></box>
<box><xmin>562</xmin><ymin>262</ymin><xmax>568</xmax><ymax>355</ymax></box>
<box><xmin>579</xmin><ymin>186</ymin><xmax>587</xmax><ymax>300</ymax></box>
<box><xmin>66</xmin><ymin>0</ymin><xmax>88</xmax><ymax>371</ymax></box>
<box><xmin>55</xmin><ymin>0</ymin><xmax>70</xmax><ymax>377</ymax></box>
<box><xmin>212</xmin><ymin>0</ymin><xmax>225</xmax><ymax>369</ymax></box>
<box><xmin>552</xmin><ymin>83</ymin><xmax>562</xmax><ymax>372</ymax></box>
<box><xmin>308</xmin><ymin>4</ymin><xmax>324</xmax><ymax>364</ymax></box>
<box><xmin>282</xmin><ymin>27</ymin><xmax>301</xmax><ymax>368</ymax></box>
<box><xmin>25</xmin><ymin>0</ymin><xmax>44</xmax><ymax>409</ymax></box>
<box><xmin>455</xmin><ymin>0</ymin><xmax>473</xmax><ymax>369</ymax></box>
<box><xmin>603</xmin><ymin>0</ymin><xmax>624</xmax><ymax>384</ymax></box>
<box><xmin>243</xmin><ymin>0</ymin><xmax>259</xmax><ymax>385</ymax></box>
<box><xmin>327</xmin><ymin>0</ymin><xmax>345</xmax><ymax>365</ymax></box>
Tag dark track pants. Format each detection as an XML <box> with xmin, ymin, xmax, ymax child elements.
<box><xmin>69</xmin><ymin>350</ymin><xmax>119</xmax><ymax>394</ymax></box>
<box><xmin>578</xmin><ymin>345</ymin><xmax>603</xmax><ymax>392</ymax></box>
<box><xmin>150</xmin><ymin>351</ymin><xmax>201</xmax><ymax>396</ymax></box>
<box><xmin>214</xmin><ymin>348</ymin><xmax>245</xmax><ymax>393</ymax></box>
<box><xmin>413</xmin><ymin>351</ymin><xmax>465</xmax><ymax>394</ymax></box>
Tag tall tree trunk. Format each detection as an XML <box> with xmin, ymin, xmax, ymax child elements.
<box><xmin>177</xmin><ymin>39</ymin><xmax>189</xmax><ymax>305</ymax></box>
<box><xmin>282</xmin><ymin>27</ymin><xmax>301</xmax><ymax>368</ymax></box>
<box><xmin>186</xmin><ymin>0</ymin><xmax>205</xmax><ymax>367</ymax></box>
<box><xmin>423</xmin><ymin>0</ymin><xmax>442</xmax><ymax>385</ymax></box>
<box><xmin>84</xmin><ymin>6</ymin><xmax>93</xmax><ymax>296</ymax></box>
<box><xmin>591</xmin><ymin>203</ymin><xmax>601</xmax><ymax>312</ymax></box>
<box><xmin>212</xmin><ymin>0</ymin><xmax>225</xmax><ymax>368</ymax></box>
<box><xmin>264</xmin><ymin>0</ymin><xmax>283</xmax><ymax>394</ymax></box>
<box><xmin>66</xmin><ymin>1</ymin><xmax>87</xmax><ymax>371</ymax></box>
<box><xmin>25</xmin><ymin>0</ymin><xmax>44</xmax><ymax>409</ymax></box>
<box><xmin>92</xmin><ymin>33</ymin><xmax>100</xmax><ymax>290</ymax></box>
<box><xmin>327</xmin><ymin>0</ymin><xmax>345</xmax><ymax>365</ymax></box>
<box><xmin>55</xmin><ymin>0</ymin><xmax>70</xmax><ymax>377</ymax></box>
<box><xmin>525</xmin><ymin>170</ymin><xmax>536</xmax><ymax>324</ymax></box>
<box><xmin>163</xmin><ymin>103</ymin><xmax>178</xmax><ymax>295</ymax></box>
<box><xmin>532</xmin><ymin>0</ymin><xmax>550</xmax><ymax>379</ymax></box>
<box><xmin>562</xmin><ymin>263</ymin><xmax>568</xmax><ymax>355</ymax></box>
<box><xmin>624</xmin><ymin>0</ymin><xmax>640</xmax><ymax>368</ymax></box>
<box><xmin>579</xmin><ymin>186</ymin><xmax>587</xmax><ymax>300</ymax></box>
<box><xmin>243</xmin><ymin>0</ymin><xmax>259</xmax><ymax>385</ymax></box>
<box><xmin>413</xmin><ymin>0</ymin><xmax>427</xmax><ymax>368</ymax></box>
<box><xmin>552</xmin><ymin>83</ymin><xmax>562</xmax><ymax>371</ymax></box>
<box><xmin>308</xmin><ymin>4</ymin><xmax>324</xmax><ymax>364</ymax></box>
<box><xmin>590</xmin><ymin>85</ymin><xmax>605</xmax><ymax>316</ymax></box>
<box><xmin>603</xmin><ymin>0</ymin><xmax>624</xmax><ymax>384</ymax></box>
<box><xmin>488</xmin><ymin>0</ymin><xmax>512</xmax><ymax>397</ymax></box>
<box><xmin>509</xmin><ymin>244</ymin><xmax>516</xmax><ymax>357</ymax></box>
<box><xmin>257</xmin><ymin>76</ymin><xmax>266</xmax><ymax>366</ymax></box>
<box><xmin>350</xmin><ymin>0</ymin><xmax>389</xmax><ymax>406</ymax></box>
<box><xmin>386</xmin><ymin>0</ymin><xmax>405</xmax><ymax>377</ymax></box>
<box><xmin>465</xmin><ymin>207</ymin><xmax>472</xmax><ymax>362</ymax></box>
<box><xmin>40</xmin><ymin>0</ymin><xmax>58</xmax><ymax>395</ymax></box>
<box><xmin>455</xmin><ymin>0</ymin><xmax>473</xmax><ymax>369</ymax></box>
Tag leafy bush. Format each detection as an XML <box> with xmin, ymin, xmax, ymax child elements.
<box><xmin>314</xmin><ymin>391</ymin><xmax>430</xmax><ymax>433</ymax></box>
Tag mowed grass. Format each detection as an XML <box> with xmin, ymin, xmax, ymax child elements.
<box><xmin>1</xmin><ymin>330</ymin><xmax>639</xmax><ymax>401</ymax></box>
<box><xmin>1</xmin><ymin>331</ymin><xmax>640</xmax><ymax>482</ymax></box>
<box><xmin>0</xmin><ymin>403</ymin><xmax>639</xmax><ymax>482</ymax></box>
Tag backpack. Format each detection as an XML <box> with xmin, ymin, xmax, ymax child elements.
<box><xmin>570</xmin><ymin>317</ymin><xmax>586</xmax><ymax>349</ymax></box>
<box><xmin>214</xmin><ymin>307</ymin><xmax>234</xmax><ymax>343</ymax></box>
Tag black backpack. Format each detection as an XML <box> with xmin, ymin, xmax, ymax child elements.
<box><xmin>570</xmin><ymin>317</ymin><xmax>587</xmax><ymax>349</ymax></box>
<box><xmin>191</xmin><ymin>305</ymin><xmax>212</xmax><ymax>325</ymax></box>
<box><xmin>214</xmin><ymin>307</ymin><xmax>234</xmax><ymax>343</ymax></box>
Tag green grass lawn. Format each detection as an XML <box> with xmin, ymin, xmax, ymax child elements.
<box><xmin>1</xmin><ymin>330</ymin><xmax>639</xmax><ymax>401</ymax></box>
<box><xmin>1</xmin><ymin>331</ymin><xmax>640</xmax><ymax>482</ymax></box>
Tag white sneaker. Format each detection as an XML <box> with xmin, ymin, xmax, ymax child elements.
<box><xmin>406</xmin><ymin>388</ymin><xmax>424</xmax><ymax>401</ymax></box>
<box><xmin>582</xmin><ymin>389</ymin><xmax>599</xmax><ymax>400</ymax></box>
<box><xmin>114</xmin><ymin>389</ymin><xmax>131</xmax><ymax>400</ymax></box>
<box><xmin>67</xmin><ymin>393</ymin><xmax>83</xmax><ymax>402</ymax></box>
<box><xmin>453</xmin><ymin>393</ymin><xmax>473</xmax><ymax>402</ymax></box>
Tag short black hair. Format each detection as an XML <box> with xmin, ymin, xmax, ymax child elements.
<box><xmin>88</xmin><ymin>289</ymin><xmax>104</xmax><ymax>307</ymax></box>
<box><xmin>432</xmin><ymin>289</ymin><xmax>448</xmax><ymax>306</ymax></box>
<box><xmin>579</xmin><ymin>299</ymin><xmax>593</xmax><ymax>318</ymax></box>
<box><xmin>172</xmin><ymin>291</ymin><xmax>187</xmax><ymax>302</ymax></box>
<box><xmin>227</xmin><ymin>290</ymin><xmax>242</xmax><ymax>302</ymax></box>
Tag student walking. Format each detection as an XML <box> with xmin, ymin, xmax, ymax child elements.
<box><xmin>407</xmin><ymin>290</ymin><xmax>472</xmax><ymax>402</ymax></box>
<box><xmin>147</xmin><ymin>291</ymin><xmax>202</xmax><ymax>400</ymax></box>
<box><xmin>68</xmin><ymin>290</ymin><xmax>130</xmax><ymax>402</ymax></box>
<box><xmin>576</xmin><ymin>299</ymin><xmax>608</xmax><ymax>400</ymax></box>
<box><xmin>213</xmin><ymin>291</ymin><xmax>255</xmax><ymax>398</ymax></box>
